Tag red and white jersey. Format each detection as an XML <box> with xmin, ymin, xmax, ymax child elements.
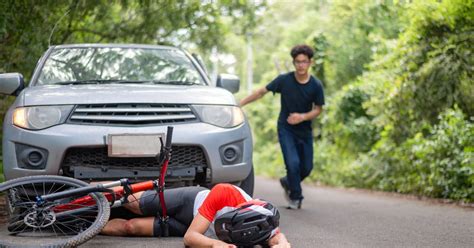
<box><xmin>193</xmin><ymin>183</ymin><xmax>252</xmax><ymax>220</ymax></box>
<box><xmin>192</xmin><ymin>183</ymin><xmax>252</xmax><ymax>237</ymax></box>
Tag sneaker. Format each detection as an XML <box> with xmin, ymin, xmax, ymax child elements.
<box><xmin>287</xmin><ymin>199</ymin><xmax>302</xmax><ymax>210</ymax></box>
<box><xmin>279</xmin><ymin>177</ymin><xmax>290</xmax><ymax>202</ymax></box>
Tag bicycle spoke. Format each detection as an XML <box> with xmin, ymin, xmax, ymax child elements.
<box><xmin>50</xmin><ymin>183</ymin><xmax>67</xmax><ymax>195</ymax></box>
<box><xmin>51</xmin><ymin>222</ymin><xmax>69</xmax><ymax>236</ymax></box>
<box><xmin>57</xmin><ymin>212</ymin><xmax>97</xmax><ymax>224</ymax></box>
<box><xmin>38</xmin><ymin>224</ymin><xmax>44</xmax><ymax>236</ymax></box>
<box><xmin>47</xmin><ymin>182</ymin><xmax>56</xmax><ymax>195</ymax></box>
<box><xmin>20</xmin><ymin>184</ymin><xmax>33</xmax><ymax>203</ymax></box>
<box><xmin>32</xmin><ymin>183</ymin><xmax>39</xmax><ymax>199</ymax></box>
<box><xmin>3</xmin><ymin>186</ymin><xmax>99</xmax><ymax>236</ymax></box>
<box><xmin>1</xmin><ymin>176</ymin><xmax>110</xmax><ymax>246</ymax></box>
<box><xmin>54</xmin><ymin>220</ymin><xmax>85</xmax><ymax>234</ymax></box>
<box><xmin>8</xmin><ymin>220</ymin><xmax>29</xmax><ymax>233</ymax></box>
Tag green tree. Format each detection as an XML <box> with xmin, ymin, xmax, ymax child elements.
<box><xmin>322</xmin><ymin>0</ymin><xmax>403</xmax><ymax>93</ymax></box>
<box><xmin>0</xmin><ymin>0</ymin><xmax>266</xmax><ymax>173</ymax></box>
<box><xmin>0</xmin><ymin>0</ymin><xmax>263</xmax><ymax>76</ymax></box>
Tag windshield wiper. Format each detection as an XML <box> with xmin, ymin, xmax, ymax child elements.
<box><xmin>54</xmin><ymin>79</ymin><xmax>197</xmax><ymax>86</ymax></box>
<box><xmin>54</xmin><ymin>79</ymin><xmax>126</xmax><ymax>85</ymax></box>
<box><xmin>149</xmin><ymin>80</ymin><xmax>197</xmax><ymax>86</ymax></box>
<box><xmin>114</xmin><ymin>80</ymin><xmax>198</xmax><ymax>85</ymax></box>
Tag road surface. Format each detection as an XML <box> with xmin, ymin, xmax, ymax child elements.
<box><xmin>1</xmin><ymin>176</ymin><xmax>473</xmax><ymax>247</ymax></box>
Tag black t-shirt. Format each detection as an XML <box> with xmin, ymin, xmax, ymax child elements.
<box><xmin>266</xmin><ymin>72</ymin><xmax>325</xmax><ymax>138</ymax></box>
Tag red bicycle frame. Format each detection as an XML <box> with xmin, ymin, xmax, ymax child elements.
<box><xmin>48</xmin><ymin>126</ymin><xmax>174</xmax><ymax>235</ymax></box>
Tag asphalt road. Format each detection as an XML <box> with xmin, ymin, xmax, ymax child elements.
<box><xmin>1</xmin><ymin>176</ymin><xmax>473</xmax><ymax>247</ymax></box>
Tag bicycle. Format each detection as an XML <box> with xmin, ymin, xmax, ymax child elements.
<box><xmin>0</xmin><ymin>127</ymin><xmax>175</xmax><ymax>248</ymax></box>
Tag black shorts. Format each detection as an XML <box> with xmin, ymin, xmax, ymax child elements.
<box><xmin>139</xmin><ymin>186</ymin><xmax>207</xmax><ymax>237</ymax></box>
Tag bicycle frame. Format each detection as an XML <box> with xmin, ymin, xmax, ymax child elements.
<box><xmin>37</xmin><ymin>126</ymin><xmax>173</xmax><ymax>221</ymax></box>
<box><xmin>49</xmin><ymin>179</ymin><xmax>157</xmax><ymax>212</ymax></box>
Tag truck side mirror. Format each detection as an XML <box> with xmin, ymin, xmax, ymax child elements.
<box><xmin>216</xmin><ymin>74</ymin><xmax>240</xmax><ymax>93</ymax></box>
<box><xmin>0</xmin><ymin>73</ymin><xmax>25</xmax><ymax>96</ymax></box>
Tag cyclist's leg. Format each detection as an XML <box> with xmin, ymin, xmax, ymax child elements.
<box><xmin>160</xmin><ymin>217</ymin><xmax>188</xmax><ymax>236</ymax></box>
<box><xmin>137</xmin><ymin>187</ymin><xmax>207</xmax><ymax>236</ymax></box>
<box><xmin>169</xmin><ymin>186</ymin><xmax>207</xmax><ymax>226</ymax></box>
<box><xmin>122</xmin><ymin>191</ymin><xmax>145</xmax><ymax>215</ymax></box>
<box><xmin>114</xmin><ymin>186</ymin><xmax>205</xmax><ymax>218</ymax></box>
<box><xmin>137</xmin><ymin>188</ymin><xmax>185</xmax><ymax>217</ymax></box>
<box><xmin>102</xmin><ymin>215</ymin><xmax>187</xmax><ymax>237</ymax></box>
<box><xmin>139</xmin><ymin>187</ymin><xmax>205</xmax><ymax>218</ymax></box>
<box><xmin>101</xmin><ymin>217</ymin><xmax>154</xmax><ymax>236</ymax></box>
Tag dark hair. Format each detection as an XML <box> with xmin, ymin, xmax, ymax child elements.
<box><xmin>290</xmin><ymin>44</ymin><xmax>314</xmax><ymax>60</ymax></box>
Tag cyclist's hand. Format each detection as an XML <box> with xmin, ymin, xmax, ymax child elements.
<box><xmin>212</xmin><ymin>241</ymin><xmax>236</xmax><ymax>248</ymax></box>
<box><xmin>272</xmin><ymin>242</ymin><xmax>291</xmax><ymax>248</ymax></box>
<box><xmin>268</xmin><ymin>232</ymin><xmax>291</xmax><ymax>248</ymax></box>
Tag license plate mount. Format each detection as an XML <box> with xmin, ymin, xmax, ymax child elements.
<box><xmin>107</xmin><ymin>133</ymin><xmax>163</xmax><ymax>157</ymax></box>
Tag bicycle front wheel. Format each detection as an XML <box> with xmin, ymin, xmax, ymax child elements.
<box><xmin>0</xmin><ymin>175</ymin><xmax>110</xmax><ymax>248</ymax></box>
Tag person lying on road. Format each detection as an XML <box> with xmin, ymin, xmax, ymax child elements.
<box><xmin>101</xmin><ymin>183</ymin><xmax>291</xmax><ymax>248</ymax></box>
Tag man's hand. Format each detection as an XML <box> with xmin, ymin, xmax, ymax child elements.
<box><xmin>287</xmin><ymin>113</ymin><xmax>305</xmax><ymax>125</ymax></box>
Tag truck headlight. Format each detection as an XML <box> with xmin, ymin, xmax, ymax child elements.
<box><xmin>193</xmin><ymin>105</ymin><xmax>244</xmax><ymax>128</ymax></box>
<box><xmin>13</xmin><ymin>105</ymin><xmax>74</xmax><ymax>130</ymax></box>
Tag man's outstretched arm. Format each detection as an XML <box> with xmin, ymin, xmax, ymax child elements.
<box><xmin>239</xmin><ymin>87</ymin><xmax>268</xmax><ymax>107</ymax></box>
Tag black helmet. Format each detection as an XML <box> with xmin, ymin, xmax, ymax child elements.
<box><xmin>214</xmin><ymin>200</ymin><xmax>280</xmax><ymax>246</ymax></box>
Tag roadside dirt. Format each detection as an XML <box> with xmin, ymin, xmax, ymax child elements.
<box><xmin>0</xmin><ymin>195</ymin><xmax>6</xmax><ymax>224</ymax></box>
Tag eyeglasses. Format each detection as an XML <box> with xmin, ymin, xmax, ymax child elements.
<box><xmin>293</xmin><ymin>60</ymin><xmax>311</xmax><ymax>65</ymax></box>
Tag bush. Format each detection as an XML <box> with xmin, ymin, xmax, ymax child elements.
<box><xmin>365</xmin><ymin>0</ymin><xmax>474</xmax><ymax>143</ymax></box>
<box><xmin>366</xmin><ymin>107</ymin><xmax>473</xmax><ymax>202</ymax></box>
<box><xmin>322</xmin><ymin>84</ymin><xmax>379</xmax><ymax>154</ymax></box>
<box><xmin>406</xmin><ymin>107</ymin><xmax>473</xmax><ymax>200</ymax></box>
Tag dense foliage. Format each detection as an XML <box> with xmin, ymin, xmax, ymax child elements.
<box><xmin>245</xmin><ymin>0</ymin><xmax>473</xmax><ymax>202</ymax></box>
<box><xmin>0</xmin><ymin>0</ymin><xmax>263</xmax><ymax>176</ymax></box>
<box><xmin>0</xmin><ymin>0</ymin><xmax>472</xmax><ymax>202</ymax></box>
<box><xmin>0</xmin><ymin>0</ymin><xmax>262</xmax><ymax>76</ymax></box>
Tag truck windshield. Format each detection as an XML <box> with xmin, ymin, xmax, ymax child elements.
<box><xmin>36</xmin><ymin>47</ymin><xmax>206</xmax><ymax>86</ymax></box>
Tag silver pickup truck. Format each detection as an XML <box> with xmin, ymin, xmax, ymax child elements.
<box><xmin>0</xmin><ymin>44</ymin><xmax>254</xmax><ymax>195</ymax></box>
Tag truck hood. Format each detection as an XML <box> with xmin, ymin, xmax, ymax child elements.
<box><xmin>20</xmin><ymin>84</ymin><xmax>237</xmax><ymax>106</ymax></box>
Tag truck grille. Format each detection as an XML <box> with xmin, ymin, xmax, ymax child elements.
<box><xmin>61</xmin><ymin>146</ymin><xmax>208</xmax><ymax>169</ymax></box>
<box><xmin>68</xmin><ymin>104</ymin><xmax>197</xmax><ymax>125</ymax></box>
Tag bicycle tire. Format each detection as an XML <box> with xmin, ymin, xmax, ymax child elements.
<box><xmin>0</xmin><ymin>175</ymin><xmax>110</xmax><ymax>248</ymax></box>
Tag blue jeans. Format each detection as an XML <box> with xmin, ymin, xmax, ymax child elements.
<box><xmin>278</xmin><ymin>125</ymin><xmax>313</xmax><ymax>200</ymax></box>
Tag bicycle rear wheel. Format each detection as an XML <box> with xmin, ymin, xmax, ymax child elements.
<box><xmin>0</xmin><ymin>175</ymin><xmax>110</xmax><ymax>248</ymax></box>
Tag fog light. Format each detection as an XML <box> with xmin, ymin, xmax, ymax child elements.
<box><xmin>16</xmin><ymin>143</ymin><xmax>48</xmax><ymax>170</ymax></box>
<box><xmin>219</xmin><ymin>142</ymin><xmax>243</xmax><ymax>165</ymax></box>
<box><xmin>28</xmin><ymin>151</ymin><xmax>44</xmax><ymax>166</ymax></box>
<box><xmin>224</xmin><ymin>147</ymin><xmax>237</xmax><ymax>160</ymax></box>
<box><xmin>21</xmin><ymin>149</ymin><xmax>45</xmax><ymax>168</ymax></box>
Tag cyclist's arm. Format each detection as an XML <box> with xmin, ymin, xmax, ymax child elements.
<box><xmin>268</xmin><ymin>232</ymin><xmax>291</xmax><ymax>247</ymax></box>
<box><xmin>239</xmin><ymin>87</ymin><xmax>268</xmax><ymax>107</ymax></box>
<box><xmin>184</xmin><ymin>213</ymin><xmax>236</xmax><ymax>248</ymax></box>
